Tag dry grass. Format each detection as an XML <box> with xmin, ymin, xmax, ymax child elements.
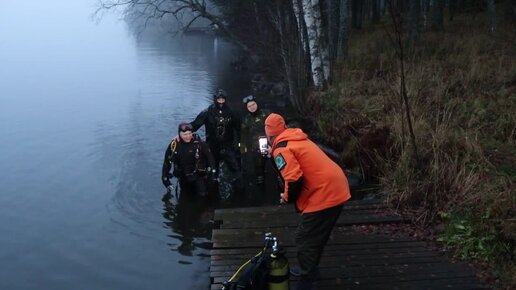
<box><xmin>307</xmin><ymin>15</ymin><xmax>515</xmax><ymax>288</ymax></box>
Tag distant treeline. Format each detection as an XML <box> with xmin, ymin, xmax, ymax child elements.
<box><xmin>98</xmin><ymin>0</ymin><xmax>515</xmax><ymax>112</ymax></box>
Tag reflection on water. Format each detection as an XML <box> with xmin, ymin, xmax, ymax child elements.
<box><xmin>161</xmin><ymin>193</ymin><xmax>213</xmax><ymax>259</ymax></box>
<box><xmin>0</xmin><ymin>0</ymin><xmax>250</xmax><ymax>289</ymax></box>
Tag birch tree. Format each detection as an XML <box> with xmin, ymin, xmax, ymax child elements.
<box><xmin>302</xmin><ymin>0</ymin><xmax>330</xmax><ymax>88</ymax></box>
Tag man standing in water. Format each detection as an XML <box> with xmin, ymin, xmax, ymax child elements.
<box><xmin>162</xmin><ymin>122</ymin><xmax>216</xmax><ymax>198</ymax></box>
<box><xmin>189</xmin><ymin>89</ymin><xmax>241</xmax><ymax>177</ymax></box>
<box><xmin>240</xmin><ymin>95</ymin><xmax>270</xmax><ymax>187</ymax></box>
<box><xmin>265</xmin><ymin>113</ymin><xmax>351</xmax><ymax>290</ymax></box>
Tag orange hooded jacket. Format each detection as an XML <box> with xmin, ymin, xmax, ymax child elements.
<box><xmin>272</xmin><ymin>128</ymin><xmax>351</xmax><ymax>214</ymax></box>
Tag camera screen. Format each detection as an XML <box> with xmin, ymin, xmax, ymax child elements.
<box><xmin>258</xmin><ymin>137</ymin><xmax>268</xmax><ymax>153</ymax></box>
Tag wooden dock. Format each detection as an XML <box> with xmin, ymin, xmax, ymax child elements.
<box><xmin>210</xmin><ymin>199</ymin><xmax>488</xmax><ymax>290</ymax></box>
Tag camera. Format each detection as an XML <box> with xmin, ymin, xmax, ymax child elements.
<box><xmin>258</xmin><ymin>136</ymin><xmax>268</xmax><ymax>155</ymax></box>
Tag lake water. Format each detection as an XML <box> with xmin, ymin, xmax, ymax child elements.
<box><xmin>0</xmin><ymin>1</ymin><xmax>250</xmax><ymax>289</ymax></box>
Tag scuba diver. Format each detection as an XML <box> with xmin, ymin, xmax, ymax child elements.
<box><xmin>240</xmin><ymin>95</ymin><xmax>271</xmax><ymax>187</ymax></box>
<box><xmin>161</xmin><ymin>122</ymin><xmax>216</xmax><ymax>199</ymax></box>
<box><xmin>189</xmin><ymin>89</ymin><xmax>241</xmax><ymax>177</ymax></box>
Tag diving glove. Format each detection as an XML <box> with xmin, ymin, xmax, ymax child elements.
<box><xmin>167</xmin><ymin>184</ymin><xmax>175</xmax><ymax>193</ymax></box>
<box><xmin>162</xmin><ymin>176</ymin><xmax>171</xmax><ymax>188</ymax></box>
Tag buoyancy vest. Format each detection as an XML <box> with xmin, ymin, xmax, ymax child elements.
<box><xmin>170</xmin><ymin>134</ymin><xmax>208</xmax><ymax>176</ymax></box>
<box><xmin>207</xmin><ymin>104</ymin><xmax>234</xmax><ymax>143</ymax></box>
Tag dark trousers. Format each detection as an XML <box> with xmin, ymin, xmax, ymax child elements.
<box><xmin>209</xmin><ymin>142</ymin><xmax>240</xmax><ymax>173</ymax></box>
<box><xmin>179</xmin><ymin>175</ymin><xmax>208</xmax><ymax>197</ymax></box>
<box><xmin>242</xmin><ymin>151</ymin><xmax>267</xmax><ymax>179</ymax></box>
<box><xmin>296</xmin><ymin>204</ymin><xmax>343</xmax><ymax>279</ymax></box>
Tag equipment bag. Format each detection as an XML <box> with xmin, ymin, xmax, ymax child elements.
<box><xmin>222</xmin><ymin>253</ymin><xmax>269</xmax><ymax>290</ymax></box>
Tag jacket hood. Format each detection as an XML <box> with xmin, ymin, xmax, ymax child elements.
<box><xmin>273</xmin><ymin>128</ymin><xmax>307</xmax><ymax>147</ymax></box>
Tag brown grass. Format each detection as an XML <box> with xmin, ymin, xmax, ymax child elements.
<box><xmin>307</xmin><ymin>14</ymin><xmax>515</xmax><ymax>288</ymax></box>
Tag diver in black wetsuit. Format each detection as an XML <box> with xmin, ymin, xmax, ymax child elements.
<box><xmin>162</xmin><ymin>122</ymin><xmax>216</xmax><ymax>198</ymax></box>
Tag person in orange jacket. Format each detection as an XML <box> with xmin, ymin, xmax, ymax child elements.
<box><xmin>265</xmin><ymin>113</ymin><xmax>351</xmax><ymax>290</ymax></box>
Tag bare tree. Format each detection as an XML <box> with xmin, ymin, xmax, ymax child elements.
<box><xmin>268</xmin><ymin>1</ymin><xmax>307</xmax><ymax>112</ymax></box>
<box><xmin>506</xmin><ymin>0</ymin><xmax>516</xmax><ymax>29</ymax></box>
<box><xmin>352</xmin><ymin>0</ymin><xmax>364</xmax><ymax>29</ymax></box>
<box><xmin>422</xmin><ymin>0</ymin><xmax>431</xmax><ymax>29</ymax></box>
<box><xmin>409</xmin><ymin>0</ymin><xmax>421</xmax><ymax>41</ymax></box>
<box><xmin>431</xmin><ymin>0</ymin><xmax>445</xmax><ymax>31</ymax></box>
<box><xmin>337</xmin><ymin>0</ymin><xmax>350</xmax><ymax>62</ymax></box>
<box><xmin>372</xmin><ymin>0</ymin><xmax>380</xmax><ymax>24</ymax></box>
<box><xmin>385</xmin><ymin>1</ymin><xmax>419</xmax><ymax>162</ymax></box>
<box><xmin>487</xmin><ymin>0</ymin><xmax>496</xmax><ymax>32</ymax></box>
<box><xmin>96</xmin><ymin>0</ymin><xmax>250</xmax><ymax>51</ymax></box>
<box><xmin>326</xmin><ymin>0</ymin><xmax>340</xmax><ymax>63</ymax></box>
<box><xmin>449</xmin><ymin>0</ymin><xmax>457</xmax><ymax>21</ymax></box>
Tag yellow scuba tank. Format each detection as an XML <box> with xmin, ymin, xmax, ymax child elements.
<box><xmin>267</xmin><ymin>236</ymin><xmax>289</xmax><ymax>290</ymax></box>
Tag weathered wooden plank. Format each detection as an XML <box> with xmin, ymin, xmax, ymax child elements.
<box><xmin>211</xmin><ymin>261</ymin><xmax>473</xmax><ymax>280</ymax></box>
<box><xmin>311</xmin><ymin>277</ymin><xmax>487</xmax><ymax>290</ymax></box>
<box><xmin>214</xmin><ymin>207</ymin><xmax>389</xmax><ymax>222</ymax></box>
<box><xmin>210</xmin><ymin>245</ymin><xmax>434</xmax><ymax>262</ymax></box>
<box><xmin>214</xmin><ymin>200</ymin><xmax>384</xmax><ymax>215</ymax></box>
<box><xmin>212</xmin><ymin>227</ymin><xmax>412</xmax><ymax>248</ymax></box>
<box><xmin>210</xmin><ymin>199</ymin><xmax>486</xmax><ymax>290</ymax></box>
<box><xmin>212</xmin><ymin>272</ymin><xmax>486</xmax><ymax>290</ymax></box>
<box><xmin>218</xmin><ymin>214</ymin><xmax>405</xmax><ymax>229</ymax></box>
<box><xmin>210</xmin><ymin>241</ymin><xmax>428</xmax><ymax>255</ymax></box>
<box><xmin>212</xmin><ymin>231</ymin><xmax>417</xmax><ymax>248</ymax></box>
<box><xmin>213</xmin><ymin>271</ymin><xmax>481</xmax><ymax>287</ymax></box>
<box><xmin>211</xmin><ymin>253</ymin><xmax>446</xmax><ymax>271</ymax></box>
<box><xmin>211</xmin><ymin>245</ymin><xmax>430</xmax><ymax>261</ymax></box>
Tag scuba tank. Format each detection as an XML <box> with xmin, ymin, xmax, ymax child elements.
<box><xmin>221</xmin><ymin>233</ymin><xmax>289</xmax><ymax>290</ymax></box>
<box><xmin>267</xmin><ymin>235</ymin><xmax>289</xmax><ymax>290</ymax></box>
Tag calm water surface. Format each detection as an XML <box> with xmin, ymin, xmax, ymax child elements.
<box><xmin>0</xmin><ymin>1</ymin><xmax>249</xmax><ymax>289</ymax></box>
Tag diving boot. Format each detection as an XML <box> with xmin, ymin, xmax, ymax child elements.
<box><xmin>290</xmin><ymin>266</ymin><xmax>321</xmax><ymax>279</ymax></box>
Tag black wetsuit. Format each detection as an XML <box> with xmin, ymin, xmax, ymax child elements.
<box><xmin>240</xmin><ymin>108</ymin><xmax>270</xmax><ymax>183</ymax></box>
<box><xmin>162</xmin><ymin>135</ymin><xmax>215</xmax><ymax>197</ymax></box>
<box><xmin>190</xmin><ymin>103</ymin><xmax>241</xmax><ymax>174</ymax></box>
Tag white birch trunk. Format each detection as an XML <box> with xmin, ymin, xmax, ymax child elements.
<box><xmin>313</xmin><ymin>0</ymin><xmax>330</xmax><ymax>82</ymax></box>
<box><xmin>302</xmin><ymin>0</ymin><xmax>326</xmax><ymax>88</ymax></box>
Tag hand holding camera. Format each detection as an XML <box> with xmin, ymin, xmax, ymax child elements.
<box><xmin>258</xmin><ymin>136</ymin><xmax>270</xmax><ymax>157</ymax></box>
